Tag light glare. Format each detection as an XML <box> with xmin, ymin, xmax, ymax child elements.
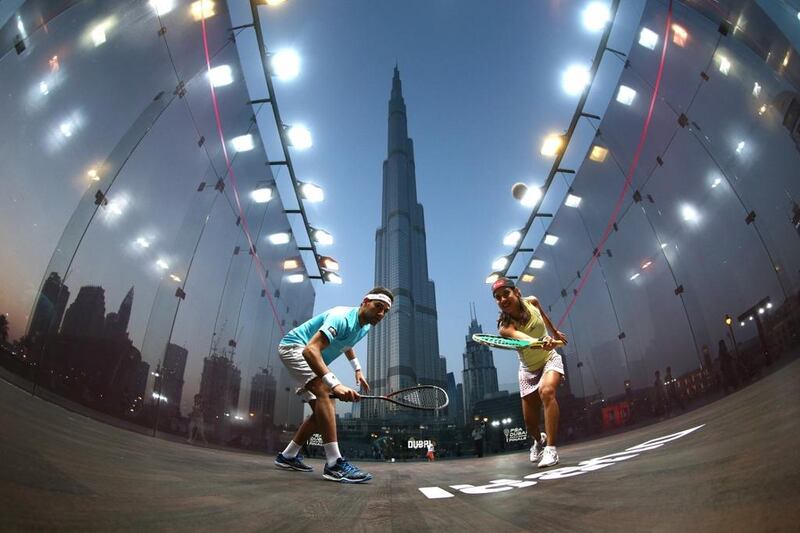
<box><xmin>543</xmin><ymin>234</ymin><xmax>559</xmax><ymax>246</ymax></box>
<box><xmin>589</xmin><ymin>145</ymin><xmax>608</xmax><ymax>162</ymax></box>
<box><xmin>530</xmin><ymin>259</ymin><xmax>545</xmax><ymax>269</ymax></box>
<box><xmin>540</xmin><ymin>135</ymin><xmax>564</xmax><ymax>157</ymax></box>
<box><xmin>492</xmin><ymin>257</ymin><xmax>509</xmax><ymax>271</ymax></box>
<box><xmin>503</xmin><ymin>230</ymin><xmax>522</xmax><ymax>246</ymax></box>
<box><xmin>562</xmin><ymin>65</ymin><xmax>591</xmax><ymax>95</ymax></box>
<box><xmin>268</xmin><ymin>232</ymin><xmax>291</xmax><ymax>245</ymax></box>
<box><xmin>251</xmin><ymin>185</ymin><xmax>272</xmax><ymax>203</ymax></box>
<box><xmin>231</xmin><ymin>134</ymin><xmax>254</xmax><ymax>152</ymax></box>
<box><xmin>565</xmin><ymin>194</ymin><xmax>582</xmax><ymax>208</ymax></box>
<box><xmin>485</xmin><ymin>273</ymin><xmax>500</xmax><ymax>284</ymax></box>
<box><xmin>271</xmin><ymin>49</ymin><xmax>301</xmax><ymax>80</ymax></box>
<box><xmin>521</xmin><ymin>274</ymin><xmax>535</xmax><ymax>283</ymax></box>
<box><xmin>190</xmin><ymin>0</ymin><xmax>216</xmax><ymax>20</ymax></box>
<box><xmin>521</xmin><ymin>186</ymin><xmax>543</xmax><ymax>207</ymax></box>
<box><xmin>681</xmin><ymin>204</ymin><xmax>699</xmax><ymax>222</ymax></box>
<box><xmin>616</xmin><ymin>85</ymin><xmax>636</xmax><ymax>105</ymax></box>
<box><xmin>150</xmin><ymin>0</ymin><xmax>176</xmax><ymax>15</ymax></box>
<box><xmin>287</xmin><ymin>274</ymin><xmax>304</xmax><ymax>283</ymax></box>
<box><xmin>208</xmin><ymin>65</ymin><xmax>234</xmax><ymax>87</ymax></box>
<box><xmin>718</xmin><ymin>56</ymin><xmax>731</xmax><ymax>75</ymax></box>
<box><xmin>300</xmin><ymin>182</ymin><xmax>324</xmax><ymax>202</ymax></box>
<box><xmin>639</xmin><ymin>27</ymin><xmax>658</xmax><ymax>49</ymax></box>
<box><xmin>582</xmin><ymin>2</ymin><xmax>611</xmax><ymax>32</ymax></box>
<box><xmin>286</xmin><ymin>125</ymin><xmax>312</xmax><ymax>149</ymax></box>
<box><xmin>313</xmin><ymin>229</ymin><xmax>333</xmax><ymax>245</ymax></box>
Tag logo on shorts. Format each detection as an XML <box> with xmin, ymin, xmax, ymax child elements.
<box><xmin>328</xmin><ymin>326</ymin><xmax>338</xmax><ymax>338</ymax></box>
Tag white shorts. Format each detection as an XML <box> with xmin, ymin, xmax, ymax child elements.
<box><xmin>519</xmin><ymin>351</ymin><xmax>564</xmax><ymax>398</ymax></box>
<box><xmin>278</xmin><ymin>344</ymin><xmax>317</xmax><ymax>401</ymax></box>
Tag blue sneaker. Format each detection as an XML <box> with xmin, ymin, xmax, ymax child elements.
<box><xmin>323</xmin><ymin>457</ymin><xmax>373</xmax><ymax>483</ymax></box>
<box><xmin>274</xmin><ymin>453</ymin><xmax>313</xmax><ymax>472</ymax></box>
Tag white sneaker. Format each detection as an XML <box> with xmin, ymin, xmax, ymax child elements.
<box><xmin>538</xmin><ymin>446</ymin><xmax>559</xmax><ymax>468</ymax></box>
<box><xmin>529</xmin><ymin>432</ymin><xmax>547</xmax><ymax>463</ymax></box>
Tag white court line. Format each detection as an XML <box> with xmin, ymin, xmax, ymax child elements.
<box><xmin>418</xmin><ymin>486</ymin><xmax>455</xmax><ymax>499</ymax></box>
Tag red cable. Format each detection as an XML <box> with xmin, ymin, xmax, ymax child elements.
<box><xmin>557</xmin><ymin>0</ymin><xmax>673</xmax><ymax>330</ymax></box>
<box><xmin>200</xmin><ymin>14</ymin><xmax>284</xmax><ymax>336</ymax></box>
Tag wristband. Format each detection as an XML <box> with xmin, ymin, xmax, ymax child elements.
<box><xmin>349</xmin><ymin>357</ymin><xmax>362</xmax><ymax>372</ymax></box>
<box><xmin>322</xmin><ymin>372</ymin><xmax>341</xmax><ymax>390</ymax></box>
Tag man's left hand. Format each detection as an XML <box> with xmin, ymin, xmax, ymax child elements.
<box><xmin>356</xmin><ymin>370</ymin><xmax>370</xmax><ymax>393</ymax></box>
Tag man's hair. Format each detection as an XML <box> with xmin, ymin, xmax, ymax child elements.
<box><xmin>367</xmin><ymin>286</ymin><xmax>394</xmax><ymax>302</ymax></box>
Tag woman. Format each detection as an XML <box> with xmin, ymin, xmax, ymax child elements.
<box><xmin>491</xmin><ymin>277</ymin><xmax>567</xmax><ymax>468</ymax></box>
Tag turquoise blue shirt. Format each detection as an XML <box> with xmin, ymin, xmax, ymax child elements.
<box><xmin>280</xmin><ymin>306</ymin><xmax>370</xmax><ymax>365</ymax></box>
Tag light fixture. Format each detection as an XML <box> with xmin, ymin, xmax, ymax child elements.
<box><xmin>671</xmin><ymin>24</ymin><xmax>688</xmax><ymax>47</ymax></box>
<box><xmin>169</xmin><ymin>274</ymin><xmax>182</xmax><ymax>283</ymax></box>
<box><xmin>642</xmin><ymin>261</ymin><xmax>652</xmax><ymax>269</ymax></box>
<box><xmin>91</xmin><ymin>24</ymin><xmax>107</xmax><ymax>47</ymax></box>
<box><xmin>589</xmin><ymin>145</ymin><xmax>608</xmax><ymax>162</ymax></box>
<box><xmin>616</xmin><ymin>85</ymin><xmax>636</xmax><ymax>105</ymax></box>
<box><xmin>271</xmin><ymin>49</ymin><xmax>300</xmax><ymax>80</ymax></box>
<box><xmin>190</xmin><ymin>0</ymin><xmax>216</xmax><ymax>20</ymax></box>
<box><xmin>512</xmin><ymin>183</ymin><xmax>543</xmax><ymax>207</ymax></box>
<box><xmin>136</xmin><ymin>237</ymin><xmax>151</xmax><ymax>248</ymax></box>
<box><xmin>323</xmin><ymin>272</ymin><xmax>342</xmax><ymax>284</ymax></box>
<box><xmin>767</xmin><ymin>302</ymin><xmax>773</xmax><ymax>309</ymax></box>
<box><xmin>639</xmin><ymin>27</ymin><xmax>658</xmax><ymax>50</ymax></box>
<box><xmin>530</xmin><ymin>259</ymin><xmax>545</xmax><ymax>269</ymax></box>
<box><xmin>749</xmin><ymin>316</ymin><xmax>754</xmax><ymax>321</ymax></box>
<box><xmin>630</xmin><ymin>273</ymin><xmax>640</xmax><ymax>280</ymax></box>
<box><xmin>88</xmin><ymin>169</ymin><xmax>100</xmax><ymax>181</ymax></box>
<box><xmin>285</xmin><ymin>124</ymin><xmax>312</xmax><ymax>150</ymax></box>
<box><xmin>268</xmin><ymin>232</ymin><xmax>291</xmax><ymax>245</ymax></box>
<box><xmin>318</xmin><ymin>256</ymin><xmax>340</xmax><ymax>271</ymax></box>
<box><xmin>503</xmin><ymin>230</ymin><xmax>522</xmax><ymax>246</ymax></box>
<box><xmin>543</xmin><ymin>233</ymin><xmax>559</xmax><ymax>246</ymax></box>
<box><xmin>740</xmin><ymin>321</ymin><xmax>745</xmax><ymax>327</ymax></box>
<box><xmin>681</xmin><ymin>204</ymin><xmax>699</xmax><ymax>222</ymax></box>
<box><xmin>735</xmin><ymin>141</ymin><xmax>746</xmax><ymax>154</ymax></box>
<box><xmin>312</xmin><ymin>228</ymin><xmax>333</xmax><ymax>245</ymax></box>
<box><xmin>156</xmin><ymin>259</ymin><xmax>169</xmax><ymax>270</ymax></box>
<box><xmin>40</xmin><ymin>81</ymin><xmax>49</xmax><ymax>95</ymax></box>
<box><xmin>521</xmin><ymin>274</ymin><xmax>535</xmax><ymax>283</ymax></box>
<box><xmin>265</xmin><ymin>0</ymin><xmax>287</xmax><ymax>5</ymax></box>
<box><xmin>231</xmin><ymin>134</ymin><xmax>254</xmax><ymax>152</ymax></box>
<box><xmin>660</xmin><ymin>243</ymin><xmax>668</xmax><ymax>249</ymax></box>
<box><xmin>711</xmin><ymin>177</ymin><xmax>722</xmax><ymax>188</ymax></box>
<box><xmin>59</xmin><ymin>122</ymin><xmax>74</xmax><ymax>138</ymax></box>
<box><xmin>540</xmin><ymin>134</ymin><xmax>564</xmax><ymax>157</ymax></box>
<box><xmin>283</xmin><ymin>258</ymin><xmax>300</xmax><ymax>270</ymax></box>
<box><xmin>150</xmin><ymin>0</ymin><xmax>176</xmax><ymax>15</ymax></box>
<box><xmin>287</xmin><ymin>273</ymin><xmax>304</xmax><ymax>283</ymax></box>
<box><xmin>783</xmin><ymin>52</ymin><xmax>790</xmax><ymax>68</ymax></box>
<box><xmin>299</xmin><ymin>182</ymin><xmax>324</xmax><ymax>202</ymax></box>
<box><xmin>485</xmin><ymin>272</ymin><xmax>501</xmax><ymax>284</ymax></box>
<box><xmin>718</xmin><ymin>56</ymin><xmax>731</xmax><ymax>75</ymax></box>
<box><xmin>208</xmin><ymin>65</ymin><xmax>233</xmax><ymax>87</ymax></box>
<box><xmin>758</xmin><ymin>104</ymin><xmax>767</xmax><ymax>116</ymax></box>
<box><xmin>562</xmin><ymin>65</ymin><xmax>591</xmax><ymax>95</ymax></box>
<box><xmin>565</xmin><ymin>194</ymin><xmax>582</xmax><ymax>208</ymax></box>
<box><xmin>582</xmin><ymin>2</ymin><xmax>611</xmax><ymax>32</ymax></box>
<box><xmin>752</xmin><ymin>82</ymin><xmax>762</xmax><ymax>97</ymax></box>
<box><xmin>251</xmin><ymin>182</ymin><xmax>272</xmax><ymax>203</ymax></box>
<box><xmin>492</xmin><ymin>256</ymin><xmax>509</xmax><ymax>271</ymax></box>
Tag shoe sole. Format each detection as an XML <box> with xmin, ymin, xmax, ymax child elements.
<box><xmin>274</xmin><ymin>460</ymin><xmax>313</xmax><ymax>472</ymax></box>
<box><xmin>322</xmin><ymin>473</ymin><xmax>373</xmax><ymax>483</ymax></box>
<box><xmin>537</xmin><ymin>460</ymin><xmax>559</xmax><ymax>468</ymax></box>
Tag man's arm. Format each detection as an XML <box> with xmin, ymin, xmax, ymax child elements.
<box><xmin>345</xmin><ymin>348</ymin><xmax>370</xmax><ymax>392</ymax></box>
<box><xmin>303</xmin><ymin>332</ymin><xmax>359</xmax><ymax>401</ymax></box>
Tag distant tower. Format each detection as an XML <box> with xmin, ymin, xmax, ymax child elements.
<box><xmin>462</xmin><ymin>303</ymin><xmax>498</xmax><ymax>419</ymax></box>
<box><xmin>365</xmin><ymin>66</ymin><xmax>444</xmax><ymax>418</ymax></box>
<box><xmin>27</xmin><ymin>272</ymin><xmax>70</xmax><ymax>341</ymax></box>
<box><xmin>61</xmin><ymin>286</ymin><xmax>106</xmax><ymax>338</ymax></box>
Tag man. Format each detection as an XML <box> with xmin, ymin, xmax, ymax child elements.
<box><xmin>273</xmin><ymin>287</ymin><xmax>393</xmax><ymax>483</ymax></box>
<box><xmin>187</xmin><ymin>394</ymin><xmax>208</xmax><ymax>445</ymax></box>
<box><xmin>653</xmin><ymin>370</ymin><xmax>666</xmax><ymax>418</ymax></box>
<box><xmin>664</xmin><ymin>366</ymin><xmax>685</xmax><ymax>414</ymax></box>
<box><xmin>472</xmin><ymin>423</ymin><xmax>485</xmax><ymax>458</ymax></box>
<box><xmin>491</xmin><ymin>277</ymin><xmax>567</xmax><ymax>468</ymax></box>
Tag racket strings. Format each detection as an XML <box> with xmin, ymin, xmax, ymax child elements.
<box><xmin>391</xmin><ymin>387</ymin><xmax>447</xmax><ymax>409</ymax></box>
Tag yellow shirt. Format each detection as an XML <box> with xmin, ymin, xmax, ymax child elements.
<box><xmin>516</xmin><ymin>299</ymin><xmax>550</xmax><ymax>371</ymax></box>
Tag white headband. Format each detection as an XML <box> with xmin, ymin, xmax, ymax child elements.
<box><xmin>365</xmin><ymin>293</ymin><xmax>392</xmax><ymax>308</ymax></box>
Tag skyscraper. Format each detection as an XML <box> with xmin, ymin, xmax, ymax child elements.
<box><xmin>199</xmin><ymin>353</ymin><xmax>241</xmax><ymax>425</ymax></box>
<box><xmin>462</xmin><ymin>304</ymin><xmax>499</xmax><ymax>419</ymax></box>
<box><xmin>61</xmin><ymin>286</ymin><xmax>106</xmax><ymax>338</ymax></box>
<box><xmin>446</xmin><ymin>371</ymin><xmax>465</xmax><ymax>425</ymax></box>
<box><xmin>27</xmin><ymin>271</ymin><xmax>69</xmax><ymax>342</ymax></box>
<box><xmin>153</xmin><ymin>343</ymin><xmax>188</xmax><ymax>418</ymax></box>
<box><xmin>105</xmin><ymin>286</ymin><xmax>134</xmax><ymax>339</ymax></box>
<box><xmin>364</xmin><ymin>67</ymin><xmax>444</xmax><ymax>418</ymax></box>
<box><xmin>249</xmin><ymin>368</ymin><xmax>277</xmax><ymax>439</ymax></box>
